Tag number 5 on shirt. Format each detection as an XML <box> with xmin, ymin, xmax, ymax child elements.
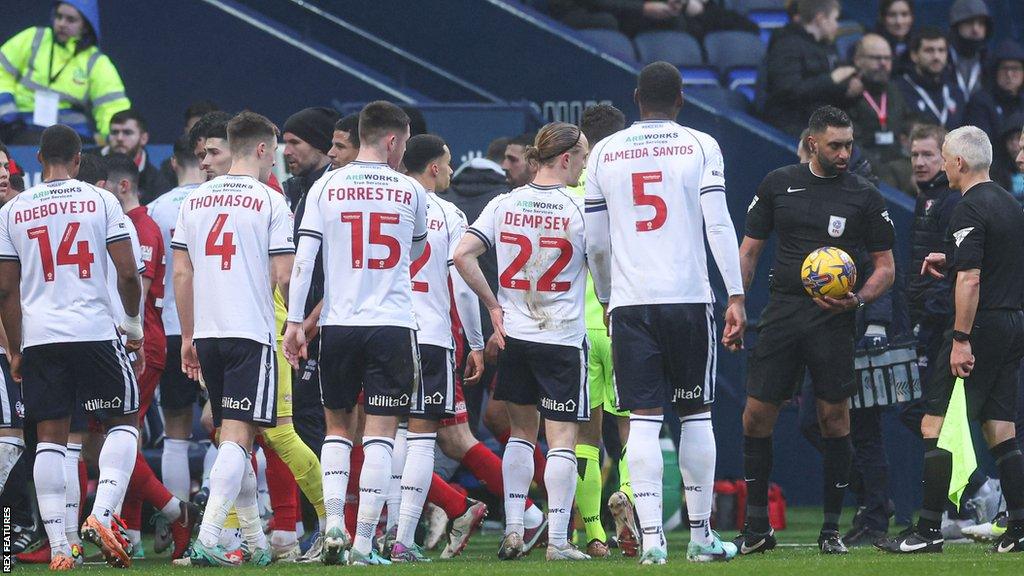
<box><xmin>633</xmin><ymin>171</ymin><xmax>667</xmax><ymax>232</ymax></box>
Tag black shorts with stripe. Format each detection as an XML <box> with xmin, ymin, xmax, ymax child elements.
<box><xmin>21</xmin><ymin>339</ymin><xmax>139</xmax><ymax>422</ymax></box>
<box><xmin>161</xmin><ymin>335</ymin><xmax>202</xmax><ymax>410</ymax></box>
<box><xmin>318</xmin><ymin>325</ymin><xmax>418</xmax><ymax>417</ymax></box>
<box><xmin>411</xmin><ymin>344</ymin><xmax>456</xmax><ymax>419</ymax></box>
<box><xmin>495</xmin><ymin>336</ymin><xmax>589</xmax><ymax>423</ymax></box>
<box><xmin>612</xmin><ymin>303</ymin><xmax>717</xmax><ymax>412</ymax></box>
<box><xmin>195</xmin><ymin>338</ymin><xmax>277</xmax><ymax>428</ymax></box>
<box><xmin>0</xmin><ymin>354</ymin><xmax>23</xmax><ymax>428</ymax></box>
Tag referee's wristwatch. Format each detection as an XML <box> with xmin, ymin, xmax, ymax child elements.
<box><xmin>853</xmin><ymin>293</ymin><xmax>865</xmax><ymax>308</ymax></box>
<box><xmin>952</xmin><ymin>330</ymin><xmax>971</xmax><ymax>343</ymax></box>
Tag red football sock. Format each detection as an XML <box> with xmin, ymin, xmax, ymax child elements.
<box><xmin>78</xmin><ymin>459</ymin><xmax>87</xmax><ymax>512</ymax></box>
<box><xmin>533</xmin><ymin>445</ymin><xmax>546</xmax><ymax>491</ymax></box>
<box><xmin>123</xmin><ymin>451</ymin><xmax>175</xmax><ymax>529</ymax></box>
<box><xmin>345</xmin><ymin>444</ymin><xmax>364</xmax><ymax>537</ymax></box>
<box><xmin>428</xmin><ymin>473</ymin><xmax>468</xmax><ymax>518</ymax></box>
<box><xmin>462</xmin><ymin>442</ymin><xmax>535</xmax><ymax>509</ymax></box>
<box><xmin>259</xmin><ymin>441</ymin><xmax>298</xmax><ymax>531</ymax></box>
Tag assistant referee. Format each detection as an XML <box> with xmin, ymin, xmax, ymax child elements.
<box><xmin>736</xmin><ymin>106</ymin><xmax>895</xmax><ymax>555</ymax></box>
<box><xmin>879</xmin><ymin>126</ymin><xmax>1024</xmax><ymax>555</ymax></box>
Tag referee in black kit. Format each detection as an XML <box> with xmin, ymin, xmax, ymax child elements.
<box><xmin>879</xmin><ymin>126</ymin><xmax>1024</xmax><ymax>555</ymax></box>
<box><xmin>735</xmin><ymin>106</ymin><xmax>896</xmax><ymax>555</ymax></box>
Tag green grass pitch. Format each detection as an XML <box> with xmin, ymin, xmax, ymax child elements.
<box><xmin>15</xmin><ymin>508</ymin><xmax>1019</xmax><ymax>574</ymax></box>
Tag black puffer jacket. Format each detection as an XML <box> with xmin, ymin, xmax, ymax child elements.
<box><xmin>762</xmin><ymin>23</ymin><xmax>848</xmax><ymax>135</ymax></box>
<box><xmin>907</xmin><ymin>172</ymin><xmax>960</xmax><ymax>323</ymax></box>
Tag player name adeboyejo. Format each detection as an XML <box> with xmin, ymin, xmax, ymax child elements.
<box><xmin>601</xmin><ymin>144</ymin><xmax>694</xmax><ymax>163</ymax></box>
<box><xmin>12</xmin><ymin>199</ymin><xmax>98</xmax><ymax>223</ymax></box>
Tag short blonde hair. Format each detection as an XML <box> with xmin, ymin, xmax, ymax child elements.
<box><xmin>943</xmin><ymin>125</ymin><xmax>992</xmax><ymax>172</ymax></box>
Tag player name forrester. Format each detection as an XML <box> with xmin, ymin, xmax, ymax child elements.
<box><xmin>325</xmin><ymin>187</ymin><xmax>414</xmax><ymax>204</ymax></box>
<box><xmin>13</xmin><ymin>199</ymin><xmax>98</xmax><ymax>223</ymax></box>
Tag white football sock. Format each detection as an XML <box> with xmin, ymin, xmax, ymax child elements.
<box><xmin>198</xmin><ymin>441</ymin><xmax>247</xmax><ymax>548</ymax></box>
<box><xmin>235</xmin><ymin>458</ymin><xmax>268</xmax><ymax>550</ymax></box>
<box><xmin>353</xmin><ymin>437</ymin><xmax>394</xmax><ymax>555</ymax></box>
<box><xmin>36</xmin><ymin>443</ymin><xmax>70</xmax><ymax>554</ymax></box>
<box><xmin>127</xmin><ymin>529</ymin><xmax>142</xmax><ymax>547</ymax></box>
<box><xmin>271</xmin><ymin>529</ymin><xmax>298</xmax><ymax>548</ymax></box>
<box><xmin>524</xmin><ymin>503</ymin><xmax>543</xmax><ymax>529</ymax></box>
<box><xmin>321</xmin><ymin>436</ymin><xmax>352</xmax><ymax>533</ymax></box>
<box><xmin>201</xmin><ymin>442</ymin><xmax>217</xmax><ymax>491</ymax></box>
<box><xmin>502</xmin><ymin>438</ymin><xmax>534</xmax><ymax>537</ymax></box>
<box><xmin>161</xmin><ymin>438</ymin><xmax>192</xmax><ymax>501</ymax></box>
<box><xmin>160</xmin><ymin>496</ymin><xmax>183</xmax><ymax>522</ymax></box>
<box><xmin>0</xmin><ymin>436</ymin><xmax>24</xmax><ymax>495</ymax></box>
<box><xmin>91</xmin><ymin>425</ymin><xmax>139</xmax><ymax>528</ymax></box>
<box><xmin>63</xmin><ymin>442</ymin><xmax>82</xmax><ymax>545</ymax></box>
<box><xmin>627</xmin><ymin>415</ymin><xmax>665</xmax><ymax>552</ymax></box>
<box><xmin>397</xmin><ymin>432</ymin><xmax>435</xmax><ymax>546</ymax></box>
<box><xmin>387</xmin><ymin>426</ymin><xmax>408</xmax><ymax>532</ymax></box>
<box><xmin>254</xmin><ymin>445</ymin><xmax>269</xmax><ymax>516</ymax></box>
<box><xmin>544</xmin><ymin>448</ymin><xmax>578</xmax><ymax>548</ymax></box>
<box><xmin>680</xmin><ymin>414</ymin><xmax>716</xmax><ymax>546</ymax></box>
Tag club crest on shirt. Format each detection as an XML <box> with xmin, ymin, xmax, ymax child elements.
<box><xmin>828</xmin><ymin>215</ymin><xmax>846</xmax><ymax>238</ymax></box>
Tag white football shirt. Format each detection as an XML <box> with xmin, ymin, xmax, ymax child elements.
<box><xmin>105</xmin><ymin>217</ymin><xmax>145</xmax><ymax>323</ymax></box>
<box><xmin>585</xmin><ymin>120</ymin><xmax>728</xmax><ymax>310</ymax></box>
<box><xmin>170</xmin><ymin>175</ymin><xmax>294</xmax><ymax>346</ymax></box>
<box><xmin>296</xmin><ymin>161</ymin><xmax>427</xmax><ymax>329</ymax></box>
<box><xmin>467</xmin><ymin>184</ymin><xmax>587</xmax><ymax>348</ymax></box>
<box><xmin>411</xmin><ymin>195</ymin><xmax>469</xmax><ymax>349</ymax></box>
<box><xmin>0</xmin><ymin>179</ymin><xmax>130</xmax><ymax>348</ymax></box>
<box><xmin>148</xmin><ymin>184</ymin><xmax>198</xmax><ymax>336</ymax></box>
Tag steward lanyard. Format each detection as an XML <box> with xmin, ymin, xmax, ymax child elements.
<box><xmin>863</xmin><ymin>91</ymin><xmax>888</xmax><ymax>130</ymax></box>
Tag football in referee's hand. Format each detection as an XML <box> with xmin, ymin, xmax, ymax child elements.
<box><xmin>801</xmin><ymin>247</ymin><xmax>857</xmax><ymax>299</ymax></box>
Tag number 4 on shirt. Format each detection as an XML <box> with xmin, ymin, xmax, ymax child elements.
<box><xmin>27</xmin><ymin>222</ymin><xmax>95</xmax><ymax>280</ymax></box>
<box><xmin>205</xmin><ymin>213</ymin><xmax>236</xmax><ymax>270</ymax></box>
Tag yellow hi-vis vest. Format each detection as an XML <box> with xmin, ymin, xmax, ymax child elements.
<box><xmin>0</xmin><ymin>26</ymin><xmax>130</xmax><ymax>139</ymax></box>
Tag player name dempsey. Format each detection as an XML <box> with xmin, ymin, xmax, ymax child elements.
<box><xmin>13</xmin><ymin>200</ymin><xmax>97</xmax><ymax>223</ymax></box>
<box><xmin>503</xmin><ymin>212</ymin><xmax>571</xmax><ymax>230</ymax></box>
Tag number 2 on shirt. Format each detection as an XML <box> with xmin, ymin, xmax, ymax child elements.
<box><xmin>633</xmin><ymin>171</ymin><xmax>667</xmax><ymax>232</ymax></box>
<box><xmin>27</xmin><ymin>222</ymin><xmax>95</xmax><ymax>281</ymax></box>
<box><xmin>409</xmin><ymin>241</ymin><xmax>432</xmax><ymax>292</ymax></box>
<box><xmin>499</xmin><ymin>232</ymin><xmax>572</xmax><ymax>292</ymax></box>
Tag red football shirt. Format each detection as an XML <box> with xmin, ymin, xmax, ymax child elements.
<box><xmin>127</xmin><ymin>206</ymin><xmax>167</xmax><ymax>370</ymax></box>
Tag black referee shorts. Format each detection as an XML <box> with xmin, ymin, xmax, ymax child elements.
<box><xmin>925</xmin><ymin>310</ymin><xmax>1024</xmax><ymax>423</ymax></box>
<box><xmin>747</xmin><ymin>293</ymin><xmax>857</xmax><ymax>404</ymax></box>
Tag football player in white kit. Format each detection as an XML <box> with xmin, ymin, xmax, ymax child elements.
<box><xmin>172</xmin><ymin>112</ymin><xmax>295</xmax><ymax>566</ymax></box>
<box><xmin>385</xmin><ymin>134</ymin><xmax>488</xmax><ymax>562</ymax></box>
<box><xmin>455</xmin><ymin>122</ymin><xmax>591</xmax><ymax>562</ymax></box>
<box><xmin>0</xmin><ymin>125</ymin><xmax>144</xmax><ymax>570</ymax></box>
<box><xmin>585</xmin><ymin>62</ymin><xmax>746</xmax><ymax>564</ymax></box>
<box><xmin>283</xmin><ymin>101</ymin><xmax>427</xmax><ymax>566</ymax></box>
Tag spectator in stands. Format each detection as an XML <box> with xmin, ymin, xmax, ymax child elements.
<box><xmin>846</xmin><ymin>34</ymin><xmax>914</xmax><ymax>169</ymax></box>
<box><xmin>874</xmin><ymin>0</ymin><xmax>914</xmax><ymax>74</ymax></box>
<box><xmin>947</xmin><ymin>0</ymin><xmax>991</xmax><ymax>102</ymax></box>
<box><xmin>282</xmin><ymin>106</ymin><xmax>339</xmax><ymax>209</ymax></box>
<box><xmin>964</xmin><ymin>40</ymin><xmax>1024</xmax><ymax>144</ymax></box>
<box><xmin>104</xmin><ymin>108</ymin><xmax>169</xmax><ymax>203</ymax></box>
<box><xmin>992</xmin><ymin>112</ymin><xmax>1024</xmax><ymax>201</ymax></box>
<box><xmin>501</xmin><ymin>132</ymin><xmax>538</xmax><ymax>187</ymax></box>
<box><xmin>549</xmin><ymin>0</ymin><xmax>755</xmax><ymax>40</ymax></box>
<box><xmin>328</xmin><ymin>113</ymin><xmax>360</xmax><ymax>169</ymax></box>
<box><xmin>897</xmin><ymin>27</ymin><xmax>965</xmax><ymax>130</ymax></box>
<box><xmin>762</xmin><ymin>0</ymin><xmax>861</xmax><ymax>136</ymax></box>
<box><xmin>0</xmin><ymin>1</ymin><xmax>130</xmax><ymax>146</ymax></box>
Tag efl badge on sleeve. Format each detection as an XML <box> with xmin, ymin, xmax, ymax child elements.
<box><xmin>828</xmin><ymin>215</ymin><xmax>846</xmax><ymax>238</ymax></box>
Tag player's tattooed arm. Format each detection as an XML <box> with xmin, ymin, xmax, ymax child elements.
<box><xmin>738</xmin><ymin>236</ymin><xmax>766</xmax><ymax>294</ymax></box>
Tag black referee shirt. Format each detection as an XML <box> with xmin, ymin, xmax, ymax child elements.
<box><xmin>745</xmin><ymin>163</ymin><xmax>895</xmax><ymax>296</ymax></box>
<box><xmin>944</xmin><ymin>181</ymin><xmax>1024</xmax><ymax>311</ymax></box>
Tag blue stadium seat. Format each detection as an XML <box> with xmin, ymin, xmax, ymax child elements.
<box><xmin>634</xmin><ymin>31</ymin><xmax>703</xmax><ymax>66</ymax></box>
<box><xmin>726</xmin><ymin>68</ymin><xmax>759</xmax><ymax>91</ymax></box>
<box><xmin>685</xmin><ymin>86</ymin><xmax>751</xmax><ymax>113</ymax></box>
<box><xmin>835</xmin><ymin>32</ymin><xmax>863</xmax><ymax>63</ymax></box>
<box><xmin>735</xmin><ymin>84</ymin><xmax>757</xmax><ymax>103</ymax></box>
<box><xmin>704</xmin><ymin>31</ymin><xmax>765</xmax><ymax>72</ymax></box>
<box><xmin>577</xmin><ymin>29</ymin><xmax>638</xmax><ymax>64</ymax></box>
<box><xmin>734</xmin><ymin>0</ymin><xmax>786</xmax><ymax>14</ymax></box>
<box><xmin>679</xmin><ymin>66</ymin><xmax>721</xmax><ymax>87</ymax></box>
